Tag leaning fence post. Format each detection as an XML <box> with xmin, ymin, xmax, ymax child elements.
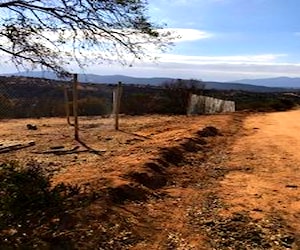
<box><xmin>114</xmin><ymin>81</ymin><xmax>122</xmax><ymax>130</ymax></box>
<box><xmin>72</xmin><ymin>74</ymin><xmax>79</xmax><ymax>140</ymax></box>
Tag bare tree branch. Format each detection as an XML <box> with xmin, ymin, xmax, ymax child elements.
<box><xmin>0</xmin><ymin>0</ymin><xmax>173</xmax><ymax>76</ymax></box>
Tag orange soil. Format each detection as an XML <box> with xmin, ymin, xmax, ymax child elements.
<box><xmin>219</xmin><ymin>109</ymin><xmax>300</xmax><ymax>233</ymax></box>
<box><xmin>1</xmin><ymin>110</ymin><xmax>300</xmax><ymax>249</ymax></box>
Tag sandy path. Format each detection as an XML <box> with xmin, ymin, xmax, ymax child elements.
<box><xmin>220</xmin><ymin>110</ymin><xmax>300</xmax><ymax>233</ymax></box>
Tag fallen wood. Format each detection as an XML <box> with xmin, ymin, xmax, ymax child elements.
<box><xmin>33</xmin><ymin>146</ymin><xmax>80</xmax><ymax>155</ymax></box>
<box><xmin>50</xmin><ymin>146</ymin><xmax>65</xmax><ymax>150</ymax></box>
<box><xmin>32</xmin><ymin>146</ymin><xmax>105</xmax><ymax>155</ymax></box>
<box><xmin>0</xmin><ymin>141</ymin><xmax>35</xmax><ymax>154</ymax></box>
<box><xmin>0</xmin><ymin>143</ymin><xmax>21</xmax><ymax>149</ymax></box>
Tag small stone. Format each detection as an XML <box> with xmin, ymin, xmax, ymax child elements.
<box><xmin>26</xmin><ymin>124</ymin><xmax>37</xmax><ymax>130</ymax></box>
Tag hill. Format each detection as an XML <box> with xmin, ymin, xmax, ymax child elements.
<box><xmin>2</xmin><ymin>71</ymin><xmax>290</xmax><ymax>92</ymax></box>
<box><xmin>233</xmin><ymin>77</ymin><xmax>300</xmax><ymax>88</ymax></box>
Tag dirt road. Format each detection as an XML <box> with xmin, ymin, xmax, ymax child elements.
<box><xmin>220</xmin><ymin>110</ymin><xmax>300</xmax><ymax>238</ymax></box>
<box><xmin>1</xmin><ymin>111</ymin><xmax>300</xmax><ymax>249</ymax></box>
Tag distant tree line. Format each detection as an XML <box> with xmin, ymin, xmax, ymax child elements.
<box><xmin>0</xmin><ymin>77</ymin><xmax>206</xmax><ymax>118</ymax></box>
<box><xmin>0</xmin><ymin>76</ymin><xmax>299</xmax><ymax>119</ymax></box>
<box><xmin>120</xmin><ymin>79</ymin><xmax>205</xmax><ymax>115</ymax></box>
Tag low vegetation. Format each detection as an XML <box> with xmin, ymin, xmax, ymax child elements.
<box><xmin>0</xmin><ymin>76</ymin><xmax>299</xmax><ymax>119</ymax></box>
<box><xmin>0</xmin><ymin>161</ymin><xmax>82</xmax><ymax>249</ymax></box>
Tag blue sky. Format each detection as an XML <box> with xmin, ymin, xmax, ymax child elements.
<box><xmin>1</xmin><ymin>0</ymin><xmax>300</xmax><ymax>81</ymax></box>
<box><xmin>142</xmin><ymin>0</ymin><xmax>300</xmax><ymax>81</ymax></box>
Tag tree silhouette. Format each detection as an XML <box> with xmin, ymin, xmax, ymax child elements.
<box><xmin>0</xmin><ymin>0</ymin><xmax>172</xmax><ymax>76</ymax></box>
<box><xmin>162</xmin><ymin>79</ymin><xmax>205</xmax><ymax>114</ymax></box>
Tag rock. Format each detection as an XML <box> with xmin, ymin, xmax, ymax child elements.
<box><xmin>280</xmin><ymin>235</ymin><xmax>295</xmax><ymax>248</ymax></box>
<box><xmin>27</xmin><ymin>124</ymin><xmax>37</xmax><ymax>130</ymax></box>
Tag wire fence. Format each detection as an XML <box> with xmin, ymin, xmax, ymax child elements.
<box><xmin>0</xmin><ymin>75</ymin><xmax>237</xmax><ymax>121</ymax></box>
<box><xmin>0</xmin><ymin>75</ymin><xmax>176</xmax><ymax>119</ymax></box>
<box><xmin>0</xmin><ymin>75</ymin><xmax>114</xmax><ymax>119</ymax></box>
<box><xmin>0</xmin><ymin>74</ymin><xmax>240</xmax><ymax>143</ymax></box>
<box><xmin>0</xmin><ymin>76</ymin><xmax>63</xmax><ymax>118</ymax></box>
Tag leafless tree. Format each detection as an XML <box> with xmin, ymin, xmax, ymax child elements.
<box><xmin>0</xmin><ymin>0</ymin><xmax>172</xmax><ymax>76</ymax></box>
<box><xmin>162</xmin><ymin>79</ymin><xmax>205</xmax><ymax>114</ymax></box>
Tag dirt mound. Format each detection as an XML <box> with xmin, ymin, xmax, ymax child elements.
<box><xmin>198</xmin><ymin>126</ymin><xmax>221</xmax><ymax>137</ymax></box>
<box><xmin>126</xmin><ymin>130</ymin><xmax>214</xmax><ymax>191</ymax></box>
<box><xmin>144</xmin><ymin>162</ymin><xmax>166</xmax><ymax>174</ymax></box>
<box><xmin>160</xmin><ymin>146</ymin><xmax>185</xmax><ymax>166</ymax></box>
<box><xmin>128</xmin><ymin>171</ymin><xmax>167</xmax><ymax>190</ymax></box>
<box><xmin>180</xmin><ymin>138</ymin><xmax>204</xmax><ymax>152</ymax></box>
<box><xmin>108</xmin><ymin>184</ymin><xmax>150</xmax><ymax>203</ymax></box>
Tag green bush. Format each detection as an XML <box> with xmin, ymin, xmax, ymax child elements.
<box><xmin>271</xmin><ymin>98</ymin><xmax>295</xmax><ymax>111</ymax></box>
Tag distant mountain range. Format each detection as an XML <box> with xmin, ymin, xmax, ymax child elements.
<box><xmin>3</xmin><ymin>71</ymin><xmax>173</xmax><ymax>86</ymax></box>
<box><xmin>2</xmin><ymin>71</ymin><xmax>299</xmax><ymax>92</ymax></box>
<box><xmin>233</xmin><ymin>77</ymin><xmax>300</xmax><ymax>88</ymax></box>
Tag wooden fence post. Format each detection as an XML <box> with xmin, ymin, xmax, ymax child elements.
<box><xmin>186</xmin><ymin>92</ymin><xmax>193</xmax><ymax>116</ymax></box>
<box><xmin>64</xmin><ymin>86</ymin><xmax>72</xmax><ymax>126</ymax></box>
<box><xmin>114</xmin><ymin>81</ymin><xmax>122</xmax><ymax>130</ymax></box>
<box><xmin>112</xmin><ymin>88</ymin><xmax>117</xmax><ymax>117</ymax></box>
<box><xmin>73</xmin><ymin>74</ymin><xmax>79</xmax><ymax>140</ymax></box>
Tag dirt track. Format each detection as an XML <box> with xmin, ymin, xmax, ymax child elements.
<box><xmin>220</xmin><ymin>110</ymin><xmax>300</xmax><ymax>240</ymax></box>
<box><xmin>1</xmin><ymin>111</ymin><xmax>300</xmax><ymax>249</ymax></box>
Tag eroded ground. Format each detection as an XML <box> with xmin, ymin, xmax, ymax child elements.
<box><xmin>0</xmin><ymin>111</ymin><xmax>299</xmax><ymax>249</ymax></box>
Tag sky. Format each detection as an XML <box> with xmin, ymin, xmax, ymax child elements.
<box><xmin>1</xmin><ymin>0</ymin><xmax>300</xmax><ymax>82</ymax></box>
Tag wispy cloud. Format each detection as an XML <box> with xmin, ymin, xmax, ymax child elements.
<box><xmin>166</xmin><ymin>28</ymin><xmax>213</xmax><ymax>42</ymax></box>
<box><xmin>158</xmin><ymin>53</ymin><xmax>287</xmax><ymax>65</ymax></box>
<box><xmin>81</xmin><ymin>59</ymin><xmax>300</xmax><ymax>82</ymax></box>
<box><xmin>2</xmin><ymin>51</ymin><xmax>300</xmax><ymax>82</ymax></box>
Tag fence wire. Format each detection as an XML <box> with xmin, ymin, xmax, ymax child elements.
<box><xmin>0</xmin><ymin>76</ymin><xmax>114</xmax><ymax>119</ymax></box>
<box><xmin>0</xmin><ymin>75</ymin><xmax>236</xmax><ymax>120</ymax></box>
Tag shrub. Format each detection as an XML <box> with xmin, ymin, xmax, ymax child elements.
<box><xmin>0</xmin><ymin>161</ymin><xmax>80</xmax><ymax>248</ymax></box>
<box><xmin>271</xmin><ymin>98</ymin><xmax>295</xmax><ymax>111</ymax></box>
<box><xmin>161</xmin><ymin>79</ymin><xmax>205</xmax><ymax>114</ymax></box>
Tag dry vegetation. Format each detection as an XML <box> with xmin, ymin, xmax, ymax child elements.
<box><xmin>0</xmin><ymin>111</ymin><xmax>299</xmax><ymax>249</ymax></box>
